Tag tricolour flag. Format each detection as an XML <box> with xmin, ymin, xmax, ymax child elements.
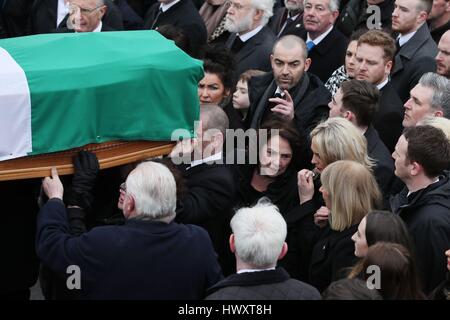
<box><xmin>0</xmin><ymin>31</ymin><xmax>203</xmax><ymax>161</ymax></box>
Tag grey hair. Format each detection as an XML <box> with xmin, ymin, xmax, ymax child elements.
<box><xmin>304</xmin><ymin>0</ymin><xmax>340</xmax><ymax>12</ymax></box>
<box><xmin>231</xmin><ymin>202</ymin><xmax>287</xmax><ymax>268</ymax></box>
<box><xmin>251</xmin><ymin>0</ymin><xmax>274</xmax><ymax>26</ymax></box>
<box><xmin>418</xmin><ymin>72</ymin><xmax>450</xmax><ymax>118</ymax></box>
<box><xmin>200</xmin><ymin>103</ymin><xmax>229</xmax><ymax>137</ymax></box>
<box><xmin>126</xmin><ymin>162</ymin><xmax>177</xmax><ymax>221</ymax></box>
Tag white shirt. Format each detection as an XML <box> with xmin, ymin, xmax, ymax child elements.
<box><xmin>93</xmin><ymin>21</ymin><xmax>103</xmax><ymax>33</ymax></box>
<box><xmin>189</xmin><ymin>152</ymin><xmax>223</xmax><ymax>168</ymax></box>
<box><xmin>57</xmin><ymin>0</ymin><xmax>70</xmax><ymax>27</ymax></box>
<box><xmin>398</xmin><ymin>30</ymin><xmax>418</xmax><ymax>47</ymax></box>
<box><xmin>238</xmin><ymin>24</ymin><xmax>264</xmax><ymax>42</ymax></box>
<box><xmin>160</xmin><ymin>0</ymin><xmax>181</xmax><ymax>12</ymax></box>
<box><xmin>376</xmin><ymin>78</ymin><xmax>389</xmax><ymax>90</ymax></box>
<box><xmin>307</xmin><ymin>25</ymin><xmax>334</xmax><ymax>45</ymax></box>
<box><xmin>237</xmin><ymin>267</ymin><xmax>276</xmax><ymax>274</ymax></box>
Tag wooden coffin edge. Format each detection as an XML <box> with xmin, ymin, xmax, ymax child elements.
<box><xmin>0</xmin><ymin>140</ymin><xmax>175</xmax><ymax>181</ymax></box>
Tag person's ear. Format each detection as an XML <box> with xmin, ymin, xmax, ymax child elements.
<box><xmin>304</xmin><ymin>58</ymin><xmax>311</xmax><ymax>72</ymax></box>
<box><xmin>278</xmin><ymin>242</ymin><xmax>288</xmax><ymax>261</ymax></box>
<box><xmin>410</xmin><ymin>161</ymin><xmax>422</xmax><ymax>176</ymax></box>
<box><xmin>385</xmin><ymin>60</ymin><xmax>393</xmax><ymax>74</ymax></box>
<box><xmin>253</xmin><ymin>9</ymin><xmax>263</xmax><ymax>22</ymax></box>
<box><xmin>434</xmin><ymin>110</ymin><xmax>444</xmax><ymax>117</ymax></box>
<box><xmin>229</xmin><ymin>234</ymin><xmax>236</xmax><ymax>253</ymax></box>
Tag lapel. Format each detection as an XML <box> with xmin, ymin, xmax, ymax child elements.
<box><xmin>225</xmin><ymin>32</ymin><xmax>236</xmax><ymax>49</ymax></box>
<box><xmin>291</xmin><ymin>73</ymin><xmax>310</xmax><ymax>111</ymax></box>
<box><xmin>236</xmin><ymin>27</ymin><xmax>266</xmax><ymax>62</ymax></box>
<box><xmin>309</xmin><ymin>27</ymin><xmax>337</xmax><ymax>57</ymax></box>
<box><xmin>392</xmin><ymin>23</ymin><xmax>430</xmax><ymax>75</ymax></box>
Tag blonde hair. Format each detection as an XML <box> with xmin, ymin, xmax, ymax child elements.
<box><xmin>311</xmin><ymin>117</ymin><xmax>374</xmax><ymax>170</ymax></box>
<box><xmin>321</xmin><ymin>160</ymin><xmax>382</xmax><ymax>232</ymax></box>
<box><xmin>418</xmin><ymin>116</ymin><xmax>450</xmax><ymax>141</ymax></box>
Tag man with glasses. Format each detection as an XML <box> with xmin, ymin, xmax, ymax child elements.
<box><xmin>30</xmin><ymin>0</ymin><xmax>123</xmax><ymax>34</ymax></box>
<box><xmin>224</xmin><ymin>0</ymin><xmax>277</xmax><ymax>76</ymax></box>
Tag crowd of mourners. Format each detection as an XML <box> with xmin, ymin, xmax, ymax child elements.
<box><xmin>1</xmin><ymin>0</ymin><xmax>450</xmax><ymax>300</ymax></box>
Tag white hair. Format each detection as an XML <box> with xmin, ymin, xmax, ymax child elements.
<box><xmin>230</xmin><ymin>201</ymin><xmax>287</xmax><ymax>268</ymax></box>
<box><xmin>303</xmin><ymin>0</ymin><xmax>340</xmax><ymax>12</ymax></box>
<box><xmin>251</xmin><ymin>0</ymin><xmax>274</xmax><ymax>26</ymax></box>
<box><xmin>126</xmin><ymin>162</ymin><xmax>177</xmax><ymax>221</ymax></box>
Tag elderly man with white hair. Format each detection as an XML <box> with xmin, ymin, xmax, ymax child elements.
<box><xmin>36</xmin><ymin>161</ymin><xmax>222</xmax><ymax>299</ymax></box>
<box><xmin>224</xmin><ymin>0</ymin><xmax>277</xmax><ymax>76</ymax></box>
<box><xmin>206</xmin><ymin>202</ymin><xmax>321</xmax><ymax>300</ymax></box>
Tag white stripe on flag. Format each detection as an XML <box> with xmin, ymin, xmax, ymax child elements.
<box><xmin>0</xmin><ymin>47</ymin><xmax>32</xmax><ymax>161</ymax></box>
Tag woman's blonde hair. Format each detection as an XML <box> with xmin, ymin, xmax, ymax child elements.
<box><xmin>311</xmin><ymin>118</ymin><xmax>375</xmax><ymax>170</ymax></box>
<box><xmin>417</xmin><ymin>116</ymin><xmax>450</xmax><ymax>141</ymax></box>
<box><xmin>321</xmin><ymin>160</ymin><xmax>382</xmax><ymax>232</ymax></box>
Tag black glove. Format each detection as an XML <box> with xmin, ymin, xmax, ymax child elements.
<box><xmin>64</xmin><ymin>151</ymin><xmax>99</xmax><ymax>210</ymax></box>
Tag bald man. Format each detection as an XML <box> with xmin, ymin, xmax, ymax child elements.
<box><xmin>247</xmin><ymin>35</ymin><xmax>331</xmax><ymax>134</ymax></box>
<box><xmin>436</xmin><ymin>30</ymin><xmax>450</xmax><ymax>78</ymax></box>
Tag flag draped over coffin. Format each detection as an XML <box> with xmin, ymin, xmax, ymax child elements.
<box><xmin>0</xmin><ymin>30</ymin><xmax>203</xmax><ymax>161</ymax></box>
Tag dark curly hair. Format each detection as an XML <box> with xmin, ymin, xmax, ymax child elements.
<box><xmin>202</xmin><ymin>44</ymin><xmax>235</xmax><ymax>91</ymax></box>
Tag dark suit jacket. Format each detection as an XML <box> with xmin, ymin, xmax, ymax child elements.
<box><xmin>309</xmin><ymin>224</ymin><xmax>359</xmax><ymax>292</ymax></box>
<box><xmin>429</xmin><ymin>19</ymin><xmax>450</xmax><ymax>45</ymax></box>
<box><xmin>373</xmin><ymin>81</ymin><xmax>404</xmax><ymax>153</ymax></box>
<box><xmin>36</xmin><ymin>198</ymin><xmax>223</xmax><ymax>299</ymax></box>
<box><xmin>176</xmin><ymin>160</ymin><xmax>237</xmax><ymax>276</ymax></box>
<box><xmin>391</xmin><ymin>23</ymin><xmax>438</xmax><ymax>103</ymax></box>
<box><xmin>296</xmin><ymin>27</ymin><xmax>348</xmax><ymax>83</ymax></box>
<box><xmin>269</xmin><ymin>7</ymin><xmax>305</xmax><ymax>38</ymax></box>
<box><xmin>0</xmin><ymin>0</ymin><xmax>32</xmax><ymax>38</ymax></box>
<box><xmin>205</xmin><ymin>267</ymin><xmax>321</xmax><ymax>300</ymax></box>
<box><xmin>29</xmin><ymin>0</ymin><xmax>123</xmax><ymax>35</ymax></box>
<box><xmin>56</xmin><ymin>23</ymin><xmax>116</xmax><ymax>33</ymax></box>
<box><xmin>225</xmin><ymin>25</ymin><xmax>276</xmax><ymax>77</ymax></box>
<box><xmin>143</xmin><ymin>0</ymin><xmax>207</xmax><ymax>58</ymax></box>
<box><xmin>247</xmin><ymin>71</ymin><xmax>330</xmax><ymax>134</ymax></box>
<box><xmin>365</xmin><ymin>125</ymin><xmax>395</xmax><ymax>207</ymax></box>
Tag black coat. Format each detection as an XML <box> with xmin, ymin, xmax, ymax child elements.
<box><xmin>143</xmin><ymin>0</ymin><xmax>207</xmax><ymax>58</ymax></box>
<box><xmin>390</xmin><ymin>23</ymin><xmax>438</xmax><ymax>103</ymax></box>
<box><xmin>205</xmin><ymin>267</ymin><xmax>321</xmax><ymax>300</ymax></box>
<box><xmin>36</xmin><ymin>198</ymin><xmax>223</xmax><ymax>299</ymax></box>
<box><xmin>390</xmin><ymin>172</ymin><xmax>450</xmax><ymax>293</ymax></box>
<box><xmin>295</xmin><ymin>27</ymin><xmax>348</xmax><ymax>83</ymax></box>
<box><xmin>29</xmin><ymin>0</ymin><xmax>123</xmax><ymax>34</ymax></box>
<box><xmin>0</xmin><ymin>0</ymin><xmax>33</xmax><ymax>38</ymax></box>
<box><xmin>236</xmin><ymin>165</ymin><xmax>299</xmax><ymax>215</ymax></box>
<box><xmin>0</xmin><ymin>179</ymin><xmax>40</xmax><ymax>298</ymax></box>
<box><xmin>364</xmin><ymin>125</ymin><xmax>395</xmax><ymax>208</ymax></box>
<box><xmin>429</xmin><ymin>19</ymin><xmax>450</xmax><ymax>45</ymax></box>
<box><xmin>373</xmin><ymin>81</ymin><xmax>404</xmax><ymax>153</ymax></box>
<box><xmin>336</xmin><ymin>0</ymin><xmax>394</xmax><ymax>37</ymax></box>
<box><xmin>225</xmin><ymin>25</ymin><xmax>276</xmax><ymax>77</ymax></box>
<box><xmin>247</xmin><ymin>71</ymin><xmax>330</xmax><ymax>134</ymax></box>
<box><xmin>269</xmin><ymin>7</ymin><xmax>305</xmax><ymax>38</ymax></box>
<box><xmin>309</xmin><ymin>224</ymin><xmax>359</xmax><ymax>293</ymax></box>
<box><xmin>176</xmin><ymin>161</ymin><xmax>237</xmax><ymax>276</ymax></box>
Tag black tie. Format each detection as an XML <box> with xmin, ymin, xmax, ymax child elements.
<box><xmin>231</xmin><ymin>36</ymin><xmax>245</xmax><ymax>54</ymax></box>
<box><xmin>150</xmin><ymin>8</ymin><xmax>163</xmax><ymax>30</ymax></box>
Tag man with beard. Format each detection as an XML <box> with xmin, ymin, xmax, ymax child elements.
<box><xmin>269</xmin><ymin>0</ymin><xmax>305</xmax><ymax>37</ymax></box>
<box><xmin>224</xmin><ymin>0</ymin><xmax>276</xmax><ymax>76</ymax></box>
<box><xmin>390</xmin><ymin>0</ymin><xmax>438</xmax><ymax>103</ymax></box>
<box><xmin>247</xmin><ymin>35</ymin><xmax>330</xmax><ymax>135</ymax></box>
<box><xmin>427</xmin><ymin>0</ymin><xmax>450</xmax><ymax>44</ymax></box>
<box><xmin>436</xmin><ymin>29</ymin><xmax>450</xmax><ymax>77</ymax></box>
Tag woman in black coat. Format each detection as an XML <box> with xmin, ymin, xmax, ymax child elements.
<box><xmin>308</xmin><ymin>160</ymin><xmax>382</xmax><ymax>292</ymax></box>
<box><xmin>235</xmin><ymin>116</ymin><xmax>304</xmax><ymax>215</ymax></box>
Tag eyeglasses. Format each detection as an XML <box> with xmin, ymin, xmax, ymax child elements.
<box><xmin>69</xmin><ymin>4</ymin><xmax>104</xmax><ymax>15</ymax></box>
<box><xmin>120</xmin><ymin>182</ymin><xmax>127</xmax><ymax>193</ymax></box>
<box><xmin>226</xmin><ymin>0</ymin><xmax>250</xmax><ymax>11</ymax></box>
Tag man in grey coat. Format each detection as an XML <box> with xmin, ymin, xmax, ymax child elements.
<box><xmin>390</xmin><ymin>0</ymin><xmax>438</xmax><ymax>103</ymax></box>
